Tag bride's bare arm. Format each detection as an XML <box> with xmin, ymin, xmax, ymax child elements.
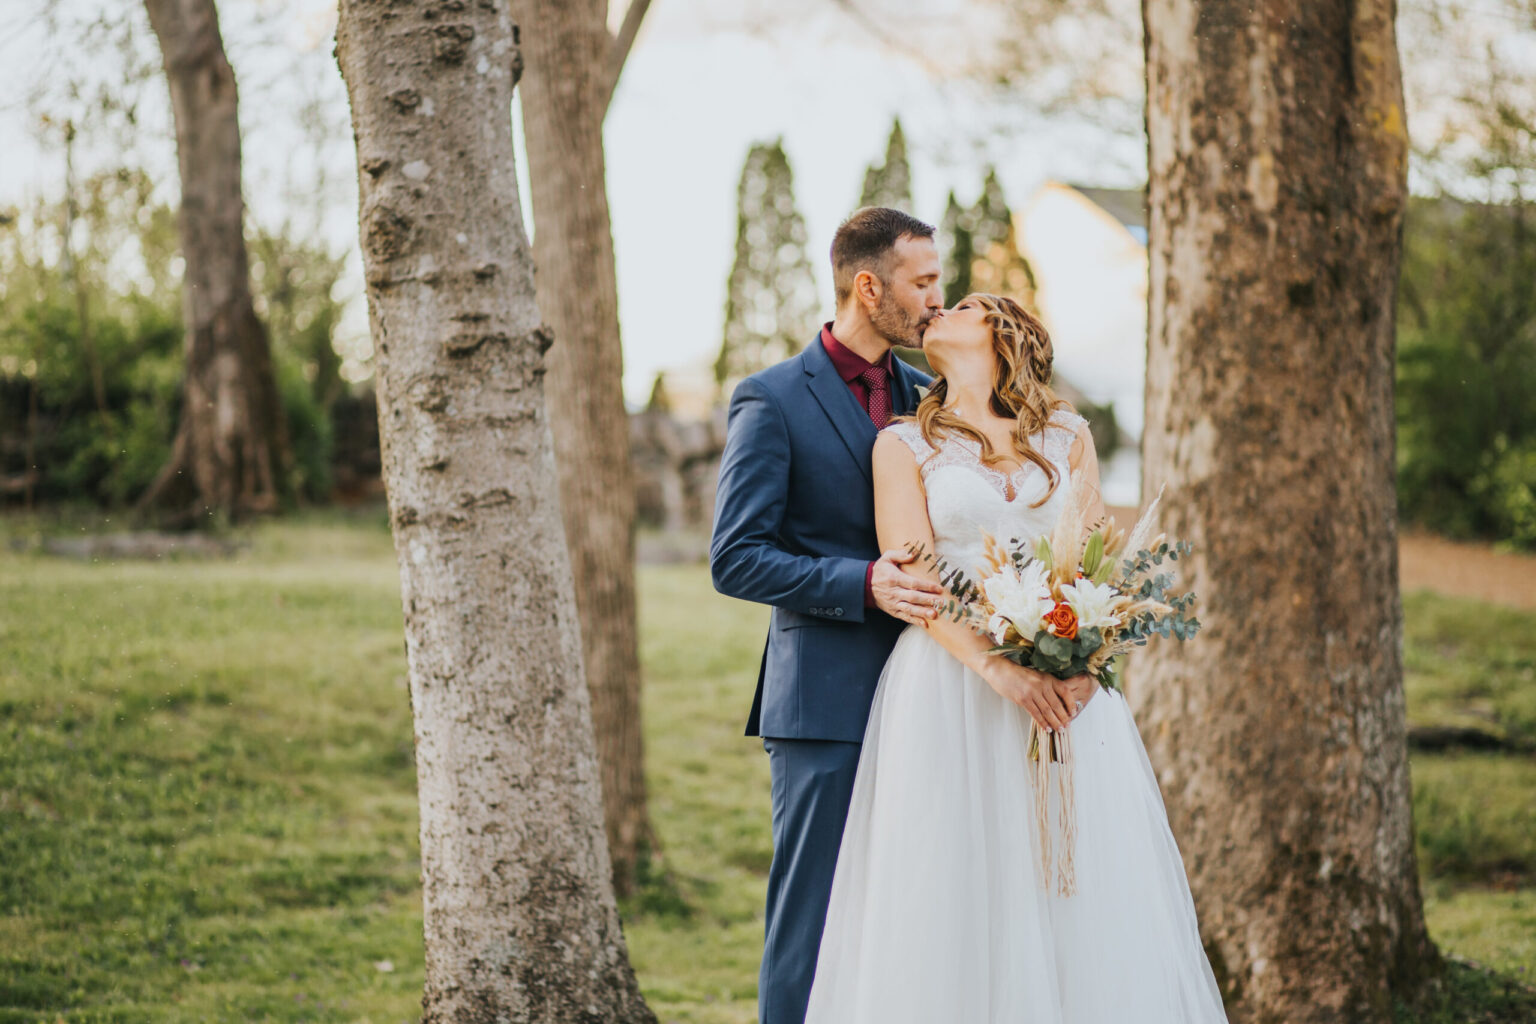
<box><xmin>1052</xmin><ymin>415</ymin><xmax>1111</xmax><ymax>712</ymax></box>
<box><xmin>872</xmin><ymin>433</ymin><xmax>1073</xmax><ymax>732</ymax></box>
<box><xmin>1068</xmin><ymin>416</ymin><xmax>1110</xmax><ymax>530</ymax></box>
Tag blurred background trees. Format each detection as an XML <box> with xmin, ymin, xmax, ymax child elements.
<box><xmin>1398</xmin><ymin>198</ymin><xmax>1536</xmax><ymax>547</ymax></box>
<box><xmin>1393</xmin><ymin>0</ymin><xmax>1536</xmax><ymax>549</ymax></box>
<box><xmin>2</xmin><ymin>0</ymin><xmax>365</xmax><ymax>518</ymax></box>
<box><xmin>713</xmin><ymin>139</ymin><xmax>819</xmax><ymax>393</ymax></box>
<box><xmin>0</xmin><ymin>166</ymin><xmax>346</xmax><ymax>509</ymax></box>
<box><xmin>858</xmin><ymin>117</ymin><xmax>913</xmax><ymax>211</ymax></box>
<box><xmin>0</xmin><ymin>164</ymin><xmax>181</xmax><ymax>507</ymax></box>
<box><xmin>139</xmin><ymin>0</ymin><xmax>289</xmax><ymax>523</ymax></box>
<box><xmin>938</xmin><ymin>166</ymin><xmax>1035</xmax><ymax>309</ymax></box>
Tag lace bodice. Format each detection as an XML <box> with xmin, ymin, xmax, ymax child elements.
<box><xmin>883</xmin><ymin>408</ymin><xmax>1088</xmax><ymax>575</ymax></box>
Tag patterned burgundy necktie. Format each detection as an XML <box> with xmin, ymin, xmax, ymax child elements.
<box><xmin>859</xmin><ymin>365</ymin><xmax>891</xmax><ymax>430</ymax></box>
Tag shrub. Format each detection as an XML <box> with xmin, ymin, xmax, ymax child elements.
<box><xmin>1397</xmin><ymin>197</ymin><xmax>1536</xmax><ymax>548</ymax></box>
<box><xmin>0</xmin><ymin>169</ymin><xmax>353</xmax><ymax>511</ymax></box>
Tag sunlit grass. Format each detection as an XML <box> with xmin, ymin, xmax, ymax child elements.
<box><xmin>1412</xmin><ymin>754</ymin><xmax>1536</xmax><ymax>884</ymax></box>
<box><xmin>1403</xmin><ymin>588</ymin><xmax>1536</xmax><ymax>743</ymax></box>
<box><xmin>1421</xmin><ymin>886</ymin><xmax>1536</xmax><ymax>979</ymax></box>
<box><xmin>0</xmin><ymin>515</ymin><xmax>1530</xmax><ymax>1022</ymax></box>
<box><xmin>0</xmin><ymin>515</ymin><xmax>421</xmax><ymax>1023</ymax></box>
<box><xmin>626</xmin><ymin>565</ymin><xmax>768</xmax><ymax>1024</ymax></box>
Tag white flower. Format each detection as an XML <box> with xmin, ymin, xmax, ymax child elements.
<box><xmin>981</xmin><ymin>561</ymin><xmax>1054</xmax><ymax>637</ymax></box>
<box><xmin>987</xmin><ymin>613</ymin><xmax>1012</xmax><ymax>644</ymax></box>
<box><xmin>1060</xmin><ymin>578</ymin><xmax>1122</xmax><ymax>631</ymax></box>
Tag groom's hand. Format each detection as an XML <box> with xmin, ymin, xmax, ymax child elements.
<box><xmin>870</xmin><ymin>548</ymin><xmax>944</xmax><ymax>626</ymax></box>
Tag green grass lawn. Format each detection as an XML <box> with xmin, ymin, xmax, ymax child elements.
<box><xmin>0</xmin><ymin>515</ymin><xmax>1531</xmax><ymax>1022</ymax></box>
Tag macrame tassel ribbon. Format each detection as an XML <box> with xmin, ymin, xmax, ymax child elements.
<box><xmin>1030</xmin><ymin>723</ymin><xmax>1077</xmax><ymax>898</ymax></box>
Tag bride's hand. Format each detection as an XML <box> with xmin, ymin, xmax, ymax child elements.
<box><xmin>977</xmin><ymin>659</ymin><xmax>1072</xmax><ymax>733</ymax></box>
<box><xmin>1053</xmin><ymin>673</ymin><xmax>1097</xmax><ymax>720</ymax></box>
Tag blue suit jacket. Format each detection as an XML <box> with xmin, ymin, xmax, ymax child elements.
<box><xmin>710</xmin><ymin>334</ymin><xmax>932</xmax><ymax>742</ymax></box>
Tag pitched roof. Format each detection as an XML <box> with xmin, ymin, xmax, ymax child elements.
<box><xmin>1066</xmin><ymin>185</ymin><xmax>1147</xmax><ymax>231</ymax></box>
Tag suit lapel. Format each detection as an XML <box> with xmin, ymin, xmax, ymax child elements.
<box><xmin>803</xmin><ymin>338</ymin><xmax>877</xmax><ymax>484</ymax></box>
<box><xmin>890</xmin><ymin>357</ymin><xmax>930</xmax><ymax>418</ymax></box>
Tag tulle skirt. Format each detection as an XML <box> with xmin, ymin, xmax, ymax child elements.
<box><xmin>804</xmin><ymin>626</ymin><xmax>1229</xmax><ymax>1024</ymax></box>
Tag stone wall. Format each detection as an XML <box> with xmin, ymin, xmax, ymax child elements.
<box><xmin>629</xmin><ymin>407</ymin><xmax>727</xmax><ymax>531</ymax></box>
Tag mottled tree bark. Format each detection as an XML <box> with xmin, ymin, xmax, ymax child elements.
<box><xmin>510</xmin><ymin>0</ymin><xmax>654</xmax><ymax>896</ymax></box>
<box><xmin>1137</xmin><ymin>2</ymin><xmax>1436</xmax><ymax>1021</ymax></box>
<box><xmin>334</xmin><ymin>3</ymin><xmax>654</xmax><ymax>1020</ymax></box>
<box><xmin>141</xmin><ymin>0</ymin><xmax>288</xmax><ymax>521</ymax></box>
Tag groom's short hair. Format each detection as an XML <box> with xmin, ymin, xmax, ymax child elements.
<box><xmin>831</xmin><ymin>207</ymin><xmax>936</xmax><ymax>305</ymax></box>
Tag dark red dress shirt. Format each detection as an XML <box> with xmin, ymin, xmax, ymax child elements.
<box><xmin>820</xmin><ymin>323</ymin><xmax>894</xmax><ymax>608</ymax></box>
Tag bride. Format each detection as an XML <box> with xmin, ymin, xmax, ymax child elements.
<box><xmin>803</xmin><ymin>293</ymin><xmax>1229</xmax><ymax>1023</ymax></box>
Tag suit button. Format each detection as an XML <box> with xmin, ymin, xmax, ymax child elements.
<box><xmin>834</xmin><ymin>608</ymin><xmax>844</xmax><ymax>616</ymax></box>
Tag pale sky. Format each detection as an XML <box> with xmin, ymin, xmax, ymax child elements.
<box><xmin>0</xmin><ymin>0</ymin><xmax>1145</xmax><ymax>407</ymax></box>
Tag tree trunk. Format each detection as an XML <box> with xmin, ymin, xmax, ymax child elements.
<box><xmin>334</xmin><ymin>3</ymin><xmax>654</xmax><ymax>1021</ymax></box>
<box><xmin>1138</xmin><ymin>3</ymin><xmax>1436</xmax><ymax>1021</ymax></box>
<box><xmin>511</xmin><ymin>0</ymin><xmax>653</xmax><ymax>896</ymax></box>
<box><xmin>141</xmin><ymin>0</ymin><xmax>288</xmax><ymax>522</ymax></box>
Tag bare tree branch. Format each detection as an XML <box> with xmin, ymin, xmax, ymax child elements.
<box><xmin>604</xmin><ymin>0</ymin><xmax>652</xmax><ymax>109</ymax></box>
<box><xmin>830</xmin><ymin>0</ymin><xmax>947</xmax><ymax>77</ymax></box>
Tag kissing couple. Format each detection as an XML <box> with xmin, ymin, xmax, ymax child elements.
<box><xmin>710</xmin><ymin>207</ymin><xmax>1228</xmax><ymax>1023</ymax></box>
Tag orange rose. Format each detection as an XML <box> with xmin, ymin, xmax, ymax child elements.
<box><xmin>1044</xmin><ymin>601</ymin><xmax>1079</xmax><ymax>640</ymax></box>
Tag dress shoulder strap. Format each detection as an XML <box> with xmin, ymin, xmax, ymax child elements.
<box><xmin>1047</xmin><ymin>406</ymin><xmax>1088</xmax><ymax>434</ymax></box>
<box><xmin>1042</xmin><ymin>407</ymin><xmax>1089</xmax><ymax>466</ymax></box>
<box><xmin>882</xmin><ymin>420</ymin><xmax>935</xmax><ymax>461</ymax></box>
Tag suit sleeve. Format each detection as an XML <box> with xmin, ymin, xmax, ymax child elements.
<box><xmin>710</xmin><ymin>377</ymin><xmax>870</xmax><ymax>622</ymax></box>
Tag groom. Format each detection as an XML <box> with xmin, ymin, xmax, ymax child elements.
<box><xmin>710</xmin><ymin>207</ymin><xmax>952</xmax><ymax>1024</ymax></box>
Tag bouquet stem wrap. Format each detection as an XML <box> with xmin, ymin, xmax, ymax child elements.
<box><xmin>1031</xmin><ymin>724</ymin><xmax>1077</xmax><ymax>897</ymax></box>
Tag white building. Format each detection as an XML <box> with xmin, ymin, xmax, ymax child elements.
<box><xmin>1017</xmin><ymin>182</ymin><xmax>1148</xmax><ymax>508</ymax></box>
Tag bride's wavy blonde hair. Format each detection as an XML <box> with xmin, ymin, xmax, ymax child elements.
<box><xmin>909</xmin><ymin>293</ymin><xmax>1071</xmax><ymax>508</ymax></box>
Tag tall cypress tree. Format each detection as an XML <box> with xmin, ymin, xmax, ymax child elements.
<box><xmin>968</xmin><ymin>167</ymin><xmax>1036</xmax><ymax>305</ymax></box>
<box><xmin>715</xmin><ymin>140</ymin><xmax>819</xmax><ymax>393</ymax></box>
<box><xmin>970</xmin><ymin>167</ymin><xmax>1012</xmax><ymax>253</ymax></box>
<box><xmin>859</xmin><ymin>118</ymin><xmax>913</xmax><ymax>212</ymax></box>
<box><xmin>939</xmin><ymin>190</ymin><xmax>976</xmax><ymax>306</ymax></box>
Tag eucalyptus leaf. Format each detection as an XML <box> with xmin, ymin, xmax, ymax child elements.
<box><xmin>1036</xmin><ymin>632</ymin><xmax>1073</xmax><ymax>660</ymax></box>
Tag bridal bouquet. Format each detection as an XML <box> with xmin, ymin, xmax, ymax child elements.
<box><xmin>908</xmin><ymin>476</ymin><xmax>1201</xmax><ymax>757</ymax></box>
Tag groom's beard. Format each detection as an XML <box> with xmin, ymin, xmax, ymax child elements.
<box><xmin>870</xmin><ymin>296</ymin><xmax>933</xmax><ymax>349</ymax></box>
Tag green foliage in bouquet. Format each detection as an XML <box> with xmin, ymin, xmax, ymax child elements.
<box><xmin>1009</xmin><ymin>625</ymin><xmax>1104</xmax><ymax>677</ymax></box>
<box><xmin>1120</xmin><ymin>539</ymin><xmax>1201</xmax><ymax>645</ymax></box>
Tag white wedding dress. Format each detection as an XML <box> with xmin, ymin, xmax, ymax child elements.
<box><xmin>804</xmin><ymin>409</ymin><xmax>1229</xmax><ymax>1024</ymax></box>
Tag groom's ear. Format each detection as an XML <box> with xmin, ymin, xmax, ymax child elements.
<box><xmin>854</xmin><ymin>269</ymin><xmax>883</xmax><ymax>311</ymax></box>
